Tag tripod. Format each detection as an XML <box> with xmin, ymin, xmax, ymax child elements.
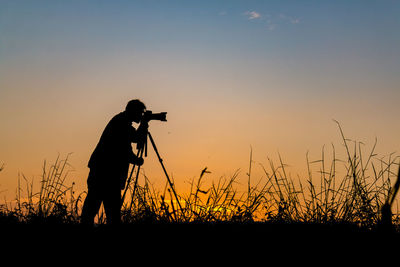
<box><xmin>121</xmin><ymin>130</ymin><xmax>182</xmax><ymax>212</ymax></box>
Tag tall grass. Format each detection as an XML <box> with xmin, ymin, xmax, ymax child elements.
<box><xmin>121</xmin><ymin>122</ymin><xmax>400</xmax><ymax>229</ymax></box>
<box><xmin>0</xmin><ymin>154</ymin><xmax>82</xmax><ymax>224</ymax></box>
<box><xmin>1</xmin><ymin>123</ymin><xmax>399</xmax><ymax>230</ymax></box>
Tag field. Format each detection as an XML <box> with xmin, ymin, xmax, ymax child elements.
<box><xmin>1</xmin><ymin>123</ymin><xmax>400</xmax><ymax>250</ymax></box>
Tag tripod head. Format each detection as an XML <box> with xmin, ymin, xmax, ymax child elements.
<box><xmin>136</xmin><ymin>111</ymin><xmax>167</xmax><ymax>156</ymax></box>
<box><xmin>136</xmin><ymin>125</ymin><xmax>148</xmax><ymax>156</ymax></box>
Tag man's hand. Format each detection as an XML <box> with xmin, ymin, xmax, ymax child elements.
<box><xmin>135</xmin><ymin>157</ymin><xmax>144</xmax><ymax>166</ymax></box>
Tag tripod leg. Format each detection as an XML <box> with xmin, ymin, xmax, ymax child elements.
<box><xmin>128</xmin><ymin>147</ymin><xmax>145</xmax><ymax>210</ymax></box>
<box><xmin>148</xmin><ymin>132</ymin><xmax>183</xmax><ymax>213</ymax></box>
<box><xmin>128</xmin><ymin>164</ymin><xmax>142</xmax><ymax>211</ymax></box>
<box><xmin>121</xmin><ymin>147</ymin><xmax>144</xmax><ymax>204</ymax></box>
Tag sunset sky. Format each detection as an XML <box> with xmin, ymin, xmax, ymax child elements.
<box><xmin>1</xmin><ymin>0</ymin><xmax>400</xmax><ymax>199</ymax></box>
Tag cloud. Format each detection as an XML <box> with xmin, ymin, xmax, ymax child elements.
<box><xmin>243</xmin><ymin>11</ymin><xmax>300</xmax><ymax>31</ymax></box>
<box><xmin>279</xmin><ymin>14</ymin><xmax>300</xmax><ymax>24</ymax></box>
<box><xmin>244</xmin><ymin>11</ymin><xmax>261</xmax><ymax>20</ymax></box>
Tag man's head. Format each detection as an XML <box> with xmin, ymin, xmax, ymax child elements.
<box><xmin>125</xmin><ymin>99</ymin><xmax>146</xmax><ymax>123</ymax></box>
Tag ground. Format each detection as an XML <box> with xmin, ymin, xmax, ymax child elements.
<box><xmin>1</xmin><ymin>222</ymin><xmax>398</xmax><ymax>265</ymax></box>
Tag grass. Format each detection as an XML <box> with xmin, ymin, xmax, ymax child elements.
<box><xmin>0</xmin><ymin>154</ymin><xmax>83</xmax><ymax>225</ymax></box>
<box><xmin>1</xmin><ymin>122</ymin><xmax>399</xmax><ymax>235</ymax></box>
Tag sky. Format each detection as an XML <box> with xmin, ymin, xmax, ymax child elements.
<box><xmin>1</xmin><ymin>0</ymin><xmax>400</xmax><ymax>199</ymax></box>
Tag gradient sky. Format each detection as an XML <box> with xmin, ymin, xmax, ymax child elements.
<box><xmin>1</xmin><ymin>0</ymin><xmax>400</xmax><ymax>199</ymax></box>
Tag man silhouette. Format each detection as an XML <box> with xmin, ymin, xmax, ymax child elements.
<box><xmin>81</xmin><ymin>99</ymin><xmax>147</xmax><ymax>225</ymax></box>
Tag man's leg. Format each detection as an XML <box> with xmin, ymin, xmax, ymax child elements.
<box><xmin>81</xmin><ymin>188</ymin><xmax>102</xmax><ymax>225</ymax></box>
<box><xmin>103</xmin><ymin>184</ymin><xmax>122</xmax><ymax>225</ymax></box>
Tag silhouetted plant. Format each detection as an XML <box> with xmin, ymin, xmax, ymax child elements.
<box><xmin>1</xmin><ymin>154</ymin><xmax>80</xmax><ymax>224</ymax></box>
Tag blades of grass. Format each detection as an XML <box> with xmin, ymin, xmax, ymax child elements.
<box><xmin>248</xmin><ymin>146</ymin><xmax>253</xmax><ymax>201</ymax></box>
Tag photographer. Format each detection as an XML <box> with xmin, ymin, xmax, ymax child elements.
<box><xmin>81</xmin><ymin>99</ymin><xmax>147</xmax><ymax>225</ymax></box>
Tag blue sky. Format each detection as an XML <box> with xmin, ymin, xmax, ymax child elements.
<box><xmin>2</xmin><ymin>0</ymin><xmax>399</xmax><ymax>98</ymax></box>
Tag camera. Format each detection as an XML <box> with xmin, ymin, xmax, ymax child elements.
<box><xmin>143</xmin><ymin>110</ymin><xmax>167</xmax><ymax>122</ymax></box>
